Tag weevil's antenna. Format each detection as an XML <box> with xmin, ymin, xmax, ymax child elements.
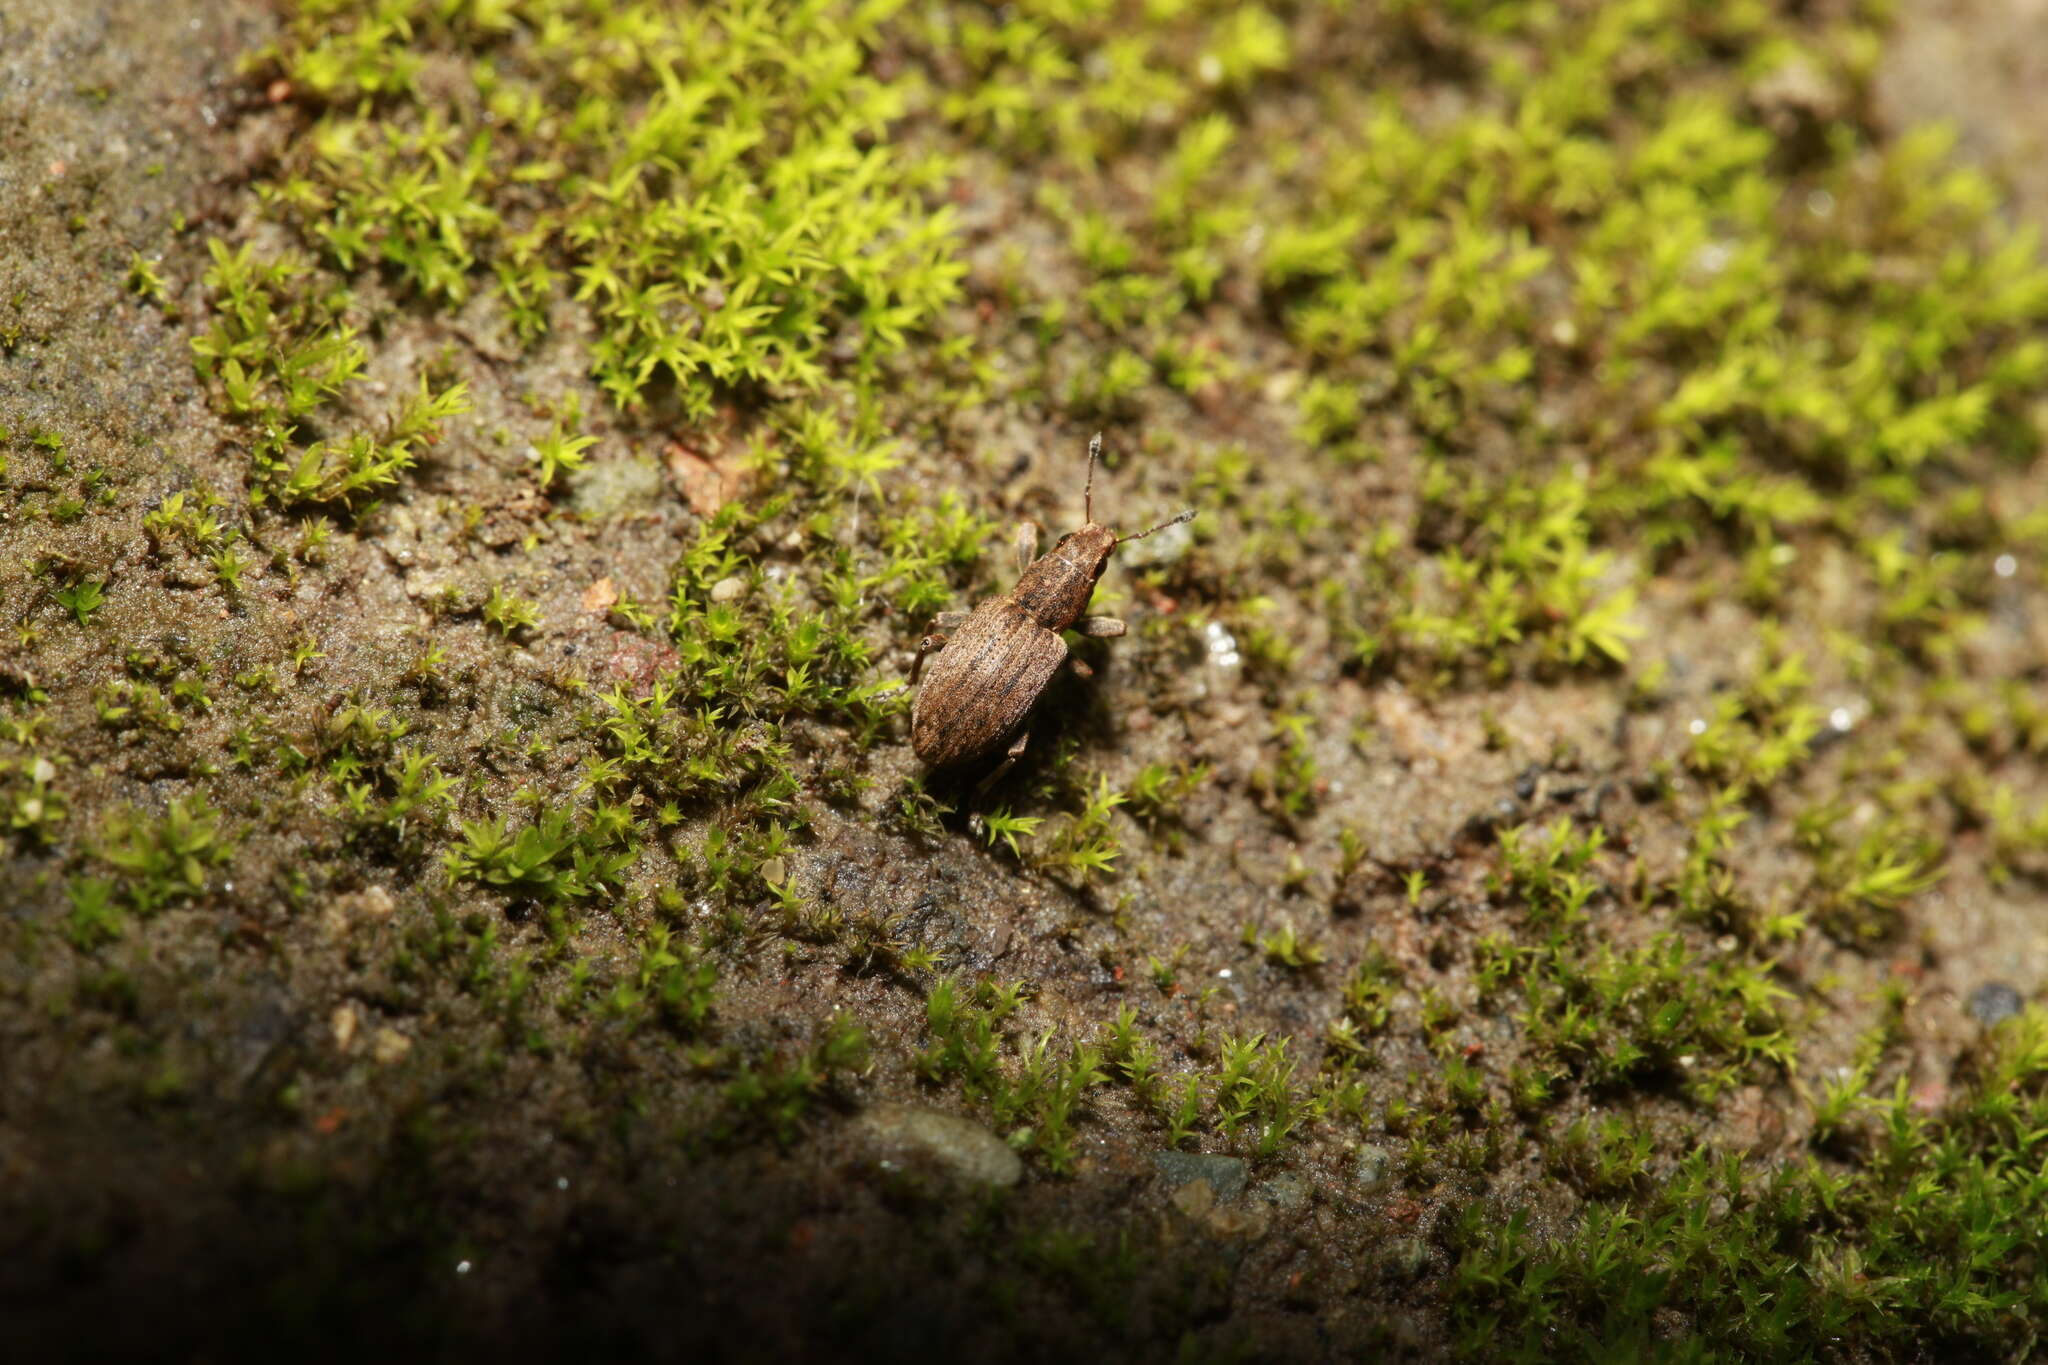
<box><xmin>1084</xmin><ymin>432</ymin><xmax>1102</xmax><ymax>525</ymax></box>
<box><xmin>1118</xmin><ymin>509</ymin><xmax>1196</xmax><ymax>544</ymax></box>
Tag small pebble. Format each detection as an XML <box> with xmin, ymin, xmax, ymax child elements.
<box><xmin>1252</xmin><ymin>1173</ymin><xmax>1309</xmax><ymax>1214</ymax></box>
<box><xmin>1354</xmin><ymin>1143</ymin><xmax>1391</xmax><ymax>1190</ymax></box>
<box><xmin>350</xmin><ymin>886</ymin><xmax>396</xmax><ymax>922</ymax></box>
<box><xmin>331</xmin><ymin>1003</ymin><xmax>359</xmax><ymax>1052</ymax></box>
<box><xmin>1150</xmin><ymin>1150</ymin><xmax>1247</xmax><ymax>1201</ymax></box>
<box><xmin>858</xmin><ymin>1105</ymin><xmax>1022</xmax><ymax>1187</ymax></box>
<box><xmin>1382</xmin><ymin>1235</ymin><xmax>1429</xmax><ymax>1280</ymax></box>
<box><xmin>1966</xmin><ymin>981</ymin><xmax>2025</xmax><ymax>1027</ymax></box>
<box><xmin>567</xmin><ymin>454</ymin><xmax>663</xmax><ymax>519</ymax></box>
<box><xmin>1171</xmin><ymin>1179</ymin><xmax>1215</xmax><ymax>1220</ymax></box>
<box><xmin>371</xmin><ymin>1027</ymin><xmax>412</xmax><ymax>1065</ymax></box>
<box><xmin>709</xmin><ymin>575</ymin><xmax>746</xmax><ymax>603</ymax></box>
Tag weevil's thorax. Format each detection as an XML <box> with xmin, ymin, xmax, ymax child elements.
<box><xmin>1012</xmin><ymin>523</ymin><xmax>1116</xmax><ymax>630</ymax></box>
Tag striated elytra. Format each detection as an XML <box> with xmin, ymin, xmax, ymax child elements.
<box><xmin>910</xmin><ymin>433</ymin><xmax>1193</xmax><ymax>783</ymax></box>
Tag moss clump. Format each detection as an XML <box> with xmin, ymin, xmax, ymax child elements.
<box><xmin>255</xmin><ymin>0</ymin><xmax>963</xmax><ymax>416</ymax></box>
<box><xmin>46</xmin><ymin>797</ymin><xmax>231</xmax><ymax>949</ymax></box>
<box><xmin>1450</xmin><ymin>1006</ymin><xmax>2048</xmax><ymax>1358</ymax></box>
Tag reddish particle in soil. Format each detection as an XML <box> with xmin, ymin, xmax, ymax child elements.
<box><xmin>605</xmin><ymin>634</ymin><xmax>680</xmax><ymax>692</ymax></box>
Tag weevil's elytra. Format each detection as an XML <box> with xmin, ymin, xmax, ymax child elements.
<box><xmin>910</xmin><ymin>434</ymin><xmax>1194</xmax><ymax>782</ymax></box>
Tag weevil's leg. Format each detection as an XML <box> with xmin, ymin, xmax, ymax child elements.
<box><xmin>1075</xmin><ymin>615</ymin><xmax>1126</xmax><ymax>638</ymax></box>
<box><xmin>909</xmin><ymin>631</ymin><xmax>948</xmax><ymax>684</ymax></box>
<box><xmin>909</xmin><ymin>612</ymin><xmax>968</xmax><ymax>684</ymax></box>
<box><xmin>1068</xmin><ymin>657</ymin><xmax>1095</xmax><ymax>680</ymax></box>
<box><xmin>976</xmin><ymin>726</ymin><xmax>1032</xmax><ymax>794</ymax></box>
<box><xmin>1013</xmin><ymin>520</ymin><xmax>1041</xmax><ymax>573</ymax></box>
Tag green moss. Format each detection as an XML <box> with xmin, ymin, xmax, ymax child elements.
<box><xmin>93</xmin><ymin>795</ymin><xmax>232</xmax><ymax>919</ymax></box>
<box><xmin>719</xmin><ymin>1012</ymin><xmax>870</xmax><ymax>1145</ymax></box>
<box><xmin>478</xmin><ymin>583</ymin><xmax>540</xmax><ymax>638</ymax></box>
<box><xmin>443</xmin><ymin>804</ymin><xmax>635</xmax><ymax>908</ymax></box>
<box><xmin>50</xmin><ymin>579</ymin><xmax>105</xmax><ymax>627</ymax></box>
<box><xmin>258</xmin><ymin>0</ymin><xmax>962</xmax><ymax>418</ymax></box>
<box><xmin>1449</xmin><ymin>1008</ymin><xmax>2048</xmax><ymax>1356</ymax></box>
<box><xmin>1489</xmin><ymin>818</ymin><xmax>1793</xmax><ymax>1101</ymax></box>
<box><xmin>2</xmin><ymin>754</ymin><xmax>64</xmax><ymax>848</ymax></box>
<box><xmin>978</xmin><ymin>807</ymin><xmax>1042</xmax><ymax>860</ymax></box>
<box><xmin>1241</xmin><ymin>916</ymin><xmax>1326</xmax><ymax>970</ymax></box>
<box><xmin>919</xmin><ymin>976</ymin><xmax>1108</xmax><ymax>1174</ymax></box>
<box><xmin>529</xmin><ymin>420</ymin><xmax>595</xmax><ymax>492</ymax></box>
<box><xmin>1247</xmin><ymin>710</ymin><xmax>1319</xmax><ymax>824</ymax></box>
<box><xmin>1040</xmin><ymin>773</ymin><xmax>1126</xmax><ymax>882</ymax></box>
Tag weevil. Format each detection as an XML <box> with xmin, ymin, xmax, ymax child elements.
<box><xmin>910</xmin><ymin>433</ymin><xmax>1193</xmax><ymax>782</ymax></box>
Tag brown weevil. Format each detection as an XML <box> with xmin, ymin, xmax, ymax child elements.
<box><xmin>910</xmin><ymin>433</ymin><xmax>1194</xmax><ymax>782</ymax></box>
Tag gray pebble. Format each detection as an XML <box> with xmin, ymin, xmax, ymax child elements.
<box><xmin>1382</xmin><ymin>1235</ymin><xmax>1429</xmax><ymax>1279</ymax></box>
<box><xmin>1967</xmin><ymin>981</ymin><xmax>2025</xmax><ymax>1027</ymax></box>
<box><xmin>1354</xmin><ymin>1143</ymin><xmax>1392</xmax><ymax>1189</ymax></box>
<box><xmin>1252</xmin><ymin>1172</ymin><xmax>1310</xmax><ymax>1214</ymax></box>
<box><xmin>1150</xmin><ymin>1150</ymin><xmax>1248</xmax><ymax>1201</ymax></box>
<box><xmin>567</xmin><ymin>454</ymin><xmax>662</xmax><ymax>519</ymax></box>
